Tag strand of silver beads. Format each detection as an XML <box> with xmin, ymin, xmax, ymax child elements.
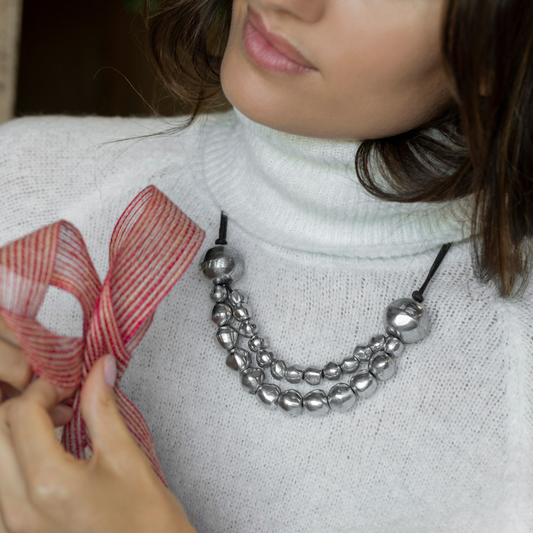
<box><xmin>199</xmin><ymin>212</ymin><xmax>452</xmax><ymax>417</ymax></box>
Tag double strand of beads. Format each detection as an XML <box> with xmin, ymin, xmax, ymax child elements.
<box><xmin>199</xmin><ymin>212</ymin><xmax>452</xmax><ymax>417</ymax></box>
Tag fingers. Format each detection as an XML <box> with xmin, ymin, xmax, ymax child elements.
<box><xmin>0</xmin><ymin>316</ymin><xmax>20</xmax><ymax>347</ymax></box>
<box><xmin>50</xmin><ymin>404</ymin><xmax>74</xmax><ymax>427</ymax></box>
<box><xmin>0</xmin><ymin>336</ymin><xmax>33</xmax><ymax>391</ymax></box>
<box><xmin>4</xmin><ymin>377</ymin><xmax>71</xmax><ymax>481</ymax></box>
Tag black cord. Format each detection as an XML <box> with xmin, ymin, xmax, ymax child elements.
<box><xmin>215</xmin><ymin>211</ymin><xmax>228</xmax><ymax>245</ymax></box>
<box><xmin>412</xmin><ymin>243</ymin><xmax>452</xmax><ymax>303</ymax></box>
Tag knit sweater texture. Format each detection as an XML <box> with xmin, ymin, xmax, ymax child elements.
<box><xmin>0</xmin><ymin>107</ymin><xmax>532</xmax><ymax>533</ymax></box>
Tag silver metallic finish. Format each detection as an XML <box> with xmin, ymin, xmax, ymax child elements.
<box><xmin>327</xmin><ymin>384</ymin><xmax>357</xmax><ymax>413</ymax></box>
<box><xmin>303</xmin><ymin>366</ymin><xmax>323</xmax><ymax>385</ymax></box>
<box><xmin>278</xmin><ymin>390</ymin><xmax>304</xmax><ymax>417</ymax></box>
<box><xmin>384</xmin><ymin>335</ymin><xmax>405</xmax><ymax>358</ymax></box>
<box><xmin>226</xmin><ymin>348</ymin><xmax>251</xmax><ymax>372</ymax></box>
<box><xmin>323</xmin><ymin>361</ymin><xmax>342</xmax><ymax>381</ymax></box>
<box><xmin>240</xmin><ymin>367</ymin><xmax>264</xmax><ymax>394</ymax></box>
<box><xmin>233</xmin><ymin>303</ymin><xmax>252</xmax><ymax>322</ymax></box>
<box><xmin>211</xmin><ymin>303</ymin><xmax>233</xmax><ymax>327</ymax></box>
<box><xmin>353</xmin><ymin>345</ymin><xmax>374</xmax><ymax>362</ymax></box>
<box><xmin>370</xmin><ymin>352</ymin><xmax>397</xmax><ymax>381</ymax></box>
<box><xmin>210</xmin><ymin>284</ymin><xmax>228</xmax><ymax>303</ymax></box>
<box><xmin>216</xmin><ymin>325</ymin><xmax>239</xmax><ymax>350</ymax></box>
<box><xmin>350</xmin><ymin>371</ymin><xmax>378</xmax><ymax>399</ymax></box>
<box><xmin>286</xmin><ymin>364</ymin><xmax>305</xmax><ymax>384</ymax></box>
<box><xmin>228</xmin><ymin>289</ymin><xmax>246</xmax><ymax>306</ymax></box>
<box><xmin>257</xmin><ymin>383</ymin><xmax>281</xmax><ymax>409</ymax></box>
<box><xmin>303</xmin><ymin>389</ymin><xmax>330</xmax><ymax>417</ymax></box>
<box><xmin>369</xmin><ymin>334</ymin><xmax>386</xmax><ymax>353</ymax></box>
<box><xmin>340</xmin><ymin>356</ymin><xmax>360</xmax><ymax>374</ymax></box>
<box><xmin>248</xmin><ymin>335</ymin><xmax>267</xmax><ymax>352</ymax></box>
<box><xmin>270</xmin><ymin>359</ymin><xmax>287</xmax><ymax>380</ymax></box>
<box><xmin>199</xmin><ymin>245</ymin><xmax>245</xmax><ymax>284</ymax></box>
<box><xmin>238</xmin><ymin>320</ymin><xmax>257</xmax><ymax>338</ymax></box>
<box><xmin>256</xmin><ymin>350</ymin><xmax>274</xmax><ymax>368</ymax></box>
<box><xmin>384</xmin><ymin>297</ymin><xmax>429</xmax><ymax>344</ymax></box>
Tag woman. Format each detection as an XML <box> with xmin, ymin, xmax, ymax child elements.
<box><xmin>0</xmin><ymin>0</ymin><xmax>532</xmax><ymax>531</ymax></box>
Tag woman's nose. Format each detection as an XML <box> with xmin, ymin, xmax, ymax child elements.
<box><xmin>249</xmin><ymin>0</ymin><xmax>325</xmax><ymax>24</ymax></box>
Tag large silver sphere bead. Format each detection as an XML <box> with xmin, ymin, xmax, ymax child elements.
<box><xmin>384</xmin><ymin>335</ymin><xmax>405</xmax><ymax>358</ymax></box>
<box><xmin>226</xmin><ymin>348</ymin><xmax>251</xmax><ymax>372</ymax></box>
<box><xmin>211</xmin><ymin>303</ymin><xmax>232</xmax><ymax>327</ymax></box>
<box><xmin>303</xmin><ymin>390</ymin><xmax>330</xmax><ymax>417</ymax></box>
<box><xmin>200</xmin><ymin>245</ymin><xmax>245</xmax><ymax>284</ymax></box>
<box><xmin>257</xmin><ymin>383</ymin><xmax>281</xmax><ymax>410</ymax></box>
<box><xmin>303</xmin><ymin>366</ymin><xmax>323</xmax><ymax>385</ymax></box>
<box><xmin>350</xmin><ymin>371</ymin><xmax>378</xmax><ymax>399</ymax></box>
<box><xmin>278</xmin><ymin>390</ymin><xmax>304</xmax><ymax>417</ymax></box>
<box><xmin>328</xmin><ymin>384</ymin><xmax>357</xmax><ymax>413</ymax></box>
<box><xmin>240</xmin><ymin>367</ymin><xmax>264</xmax><ymax>394</ymax></box>
<box><xmin>369</xmin><ymin>353</ymin><xmax>397</xmax><ymax>381</ymax></box>
<box><xmin>216</xmin><ymin>325</ymin><xmax>239</xmax><ymax>350</ymax></box>
<box><xmin>384</xmin><ymin>297</ymin><xmax>429</xmax><ymax>344</ymax></box>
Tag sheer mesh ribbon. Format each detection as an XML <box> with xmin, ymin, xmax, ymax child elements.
<box><xmin>0</xmin><ymin>186</ymin><xmax>205</xmax><ymax>487</ymax></box>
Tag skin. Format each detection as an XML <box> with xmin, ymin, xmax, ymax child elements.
<box><xmin>221</xmin><ymin>0</ymin><xmax>454</xmax><ymax>140</ymax></box>
<box><xmin>0</xmin><ymin>0</ymin><xmax>454</xmax><ymax>529</ymax></box>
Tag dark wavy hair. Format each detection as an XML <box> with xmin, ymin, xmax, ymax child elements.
<box><xmin>144</xmin><ymin>0</ymin><xmax>533</xmax><ymax>299</ymax></box>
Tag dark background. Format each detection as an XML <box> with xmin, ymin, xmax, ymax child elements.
<box><xmin>15</xmin><ymin>0</ymin><xmax>186</xmax><ymax>117</ymax></box>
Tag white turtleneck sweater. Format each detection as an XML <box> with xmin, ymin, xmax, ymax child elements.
<box><xmin>0</xmin><ymin>108</ymin><xmax>532</xmax><ymax>533</ymax></box>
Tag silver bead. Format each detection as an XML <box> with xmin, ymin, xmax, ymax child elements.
<box><xmin>248</xmin><ymin>335</ymin><xmax>267</xmax><ymax>352</ymax></box>
<box><xmin>327</xmin><ymin>384</ymin><xmax>357</xmax><ymax>413</ymax></box>
<box><xmin>303</xmin><ymin>390</ymin><xmax>330</xmax><ymax>417</ymax></box>
<box><xmin>238</xmin><ymin>320</ymin><xmax>257</xmax><ymax>338</ymax></box>
<box><xmin>226</xmin><ymin>348</ymin><xmax>251</xmax><ymax>372</ymax></box>
<box><xmin>216</xmin><ymin>325</ymin><xmax>239</xmax><ymax>350</ymax></box>
<box><xmin>286</xmin><ymin>364</ymin><xmax>305</xmax><ymax>384</ymax></box>
<box><xmin>384</xmin><ymin>297</ymin><xmax>429</xmax><ymax>344</ymax></box>
<box><xmin>323</xmin><ymin>361</ymin><xmax>342</xmax><ymax>381</ymax></box>
<box><xmin>210</xmin><ymin>284</ymin><xmax>228</xmax><ymax>303</ymax></box>
<box><xmin>303</xmin><ymin>366</ymin><xmax>323</xmax><ymax>385</ymax></box>
<box><xmin>353</xmin><ymin>345</ymin><xmax>374</xmax><ymax>362</ymax></box>
<box><xmin>370</xmin><ymin>352</ymin><xmax>397</xmax><ymax>381</ymax></box>
<box><xmin>384</xmin><ymin>335</ymin><xmax>405</xmax><ymax>358</ymax></box>
<box><xmin>233</xmin><ymin>303</ymin><xmax>252</xmax><ymax>322</ymax></box>
<box><xmin>270</xmin><ymin>359</ymin><xmax>287</xmax><ymax>380</ymax></box>
<box><xmin>256</xmin><ymin>350</ymin><xmax>273</xmax><ymax>368</ymax></box>
<box><xmin>278</xmin><ymin>390</ymin><xmax>304</xmax><ymax>417</ymax></box>
<box><xmin>240</xmin><ymin>367</ymin><xmax>264</xmax><ymax>394</ymax></box>
<box><xmin>257</xmin><ymin>383</ymin><xmax>281</xmax><ymax>410</ymax></box>
<box><xmin>369</xmin><ymin>334</ymin><xmax>386</xmax><ymax>353</ymax></box>
<box><xmin>340</xmin><ymin>356</ymin><xmax>360</xmax><ymax>374</ymax></box>
<box><xmin>211</xmin><ymin>303</ymin><xmax>232</xmax><ymax>326</ymax></box>
<box><xmin>200</xmin><ymin>245</ymin><xmax>245</xmax><ymax>284</ymax></box>
<box><xmin>228</xmin><ymin>289</ymin><xmax>246</xmax><ymax>306</ymax></box>
<box><xmin>350</xmin><ymin>371</ymin><xmax>378</xmax><ymax>399</ymax></box>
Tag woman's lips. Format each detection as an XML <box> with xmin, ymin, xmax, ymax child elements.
<box><xmin>242</xmin><ymin>8</ymin><xmax>318</xmax><ymax>75</ymax></box>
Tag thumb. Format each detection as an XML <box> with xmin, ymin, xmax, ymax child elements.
<box><xmin>80</xmin><ymin>354</ymin><xmax>134</xmax><ymax>457</ymax></box>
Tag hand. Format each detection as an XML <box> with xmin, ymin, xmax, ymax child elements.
<box><xmin>0</xmin><ymin>353</ymin><xmax>198</xmax><ymax>533</ymax></box>
<box><xmin>0</xmin><ymin>316</ymin><xmax>72</xmax><ymax>427</ymax></box>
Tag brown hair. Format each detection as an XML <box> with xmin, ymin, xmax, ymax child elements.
<box><xmin>144</xmin><ymin>0</ymin><xmax>533</xmax><ymax>299</ymax></box>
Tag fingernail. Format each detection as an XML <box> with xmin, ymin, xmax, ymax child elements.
<box><xmin>104</xmin><ymin>354</ymin><xmax>117</xmax><ymax>388</ymax></box>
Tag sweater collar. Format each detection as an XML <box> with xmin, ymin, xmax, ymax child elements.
<box><xmin>196</xmin><ymin>107</ymin><xmax>473</xmax><ymax>259</ymax></box>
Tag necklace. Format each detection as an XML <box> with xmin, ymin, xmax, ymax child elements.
<box><xmin>200</xmin><ymin>211</ymin><xmax>452</xmax><ymax>417</ymax></box>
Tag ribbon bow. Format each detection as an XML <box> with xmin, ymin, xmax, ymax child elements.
<box><xmin>0</xmin><ymin>186</ymin><xmax>205</xmax><ymax>486</ymax></box>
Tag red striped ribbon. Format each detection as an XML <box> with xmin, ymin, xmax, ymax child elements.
<box><xmin>0</xmin><ymin>186</ymin><xmax>205</xmax><ymax>486</ymax></box>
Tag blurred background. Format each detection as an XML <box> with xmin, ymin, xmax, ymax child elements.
<box><xmin>0</xmin><ymin>0</ymin><xmax>197</xmax><ymax>124</ymax></box>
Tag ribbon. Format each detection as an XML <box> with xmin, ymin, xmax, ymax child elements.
<box><xmin>0</xmin><ymin>186</ymin><xmax>205</xmax><ymax>486</ymax></box>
